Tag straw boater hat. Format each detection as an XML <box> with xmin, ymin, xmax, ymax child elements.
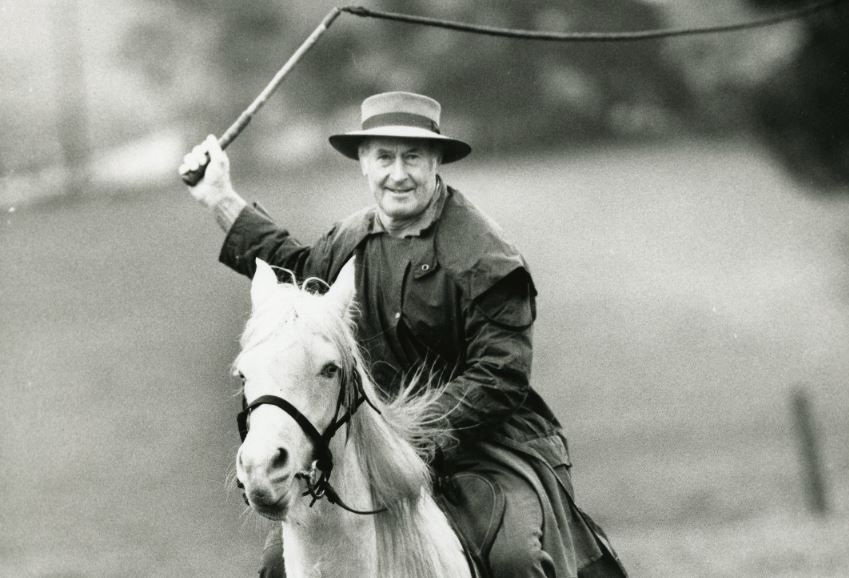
<box><xmin>329</xmin><ymin>91</ymin><xmax>472</xmax><ymax>164</ymax></box>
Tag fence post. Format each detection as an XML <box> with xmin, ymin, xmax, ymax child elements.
<box><xmin>791</xmin><ymin>387</ymin><xmax>829</xmax><ymax>515</ymax></box>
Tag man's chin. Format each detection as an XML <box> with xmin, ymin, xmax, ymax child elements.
<box><xmin>380</xmin><ymin>200</ymin><xmax>418</xmax><ymax>220</ymax></box>
<box><xmin>382</xmin><ymin>196</ymin><xmax>414</xmax><ymax>211</ymax></box>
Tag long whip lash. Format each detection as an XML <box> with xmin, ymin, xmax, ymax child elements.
<box><xmin>181</xmin><ymin>0</ymin><xmax>846</xmax><ymax>185</ymax></box>
<box><xmin>341</xmin><ymin>0</ymin><xmax>846</xmax><ymax>42</ymax></box>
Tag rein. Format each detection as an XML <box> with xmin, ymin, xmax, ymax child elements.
<box><xmin>237</xmin><ymin>366</ymin><xmax>387</xmax><ymax>516</ymax></box>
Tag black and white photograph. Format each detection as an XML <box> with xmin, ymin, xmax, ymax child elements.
<box><xmin>2</xmin><ymin>1</ymin><xmax>848</xmax><ymax>576</ymax></box>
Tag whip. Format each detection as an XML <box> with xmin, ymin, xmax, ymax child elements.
<box><xmin>180</xmin><ymin>0</ymin><xmax>846</xmax><ymax>186</ymax></box>
<box><xmin>180</xmin><ymin>8</ymin><xmax>343</xmax><ymax>186</ymax></box>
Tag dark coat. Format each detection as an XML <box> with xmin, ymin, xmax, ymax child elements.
<box><xmin>220</xmin><ymin>181</ymin><xmax>625</xmax><ymax>576</ymax></box>
<box><xmin>220</xmin><ymin>183</ymin><xmax>560</xmax><ymax>449</ymax></box>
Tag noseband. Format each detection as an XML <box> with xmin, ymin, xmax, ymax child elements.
<box><xmin>236</xmin><ymin>365</ymin><xmax>386</xmax><ymax>515</ymax></box>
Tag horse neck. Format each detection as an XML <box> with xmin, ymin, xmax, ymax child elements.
<box><xmin>351</xmin><ymin>397</ymin><xmax>471</xmax><ymax>578</ymax></box>
<box><xmin>282</xmin><ymin>360</ymin><xmax>469</xmax><ymax>578</ymax></box>
<box><xmin>281</xmin><ymin>432</ymin><xmax>378</xmax><ymax>578</ymax></box>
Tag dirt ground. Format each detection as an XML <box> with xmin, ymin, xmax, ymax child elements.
<box><xmin>2</xmin><ymin>140</ymin><xmax>848</xmax><ymax>576</ymax></box>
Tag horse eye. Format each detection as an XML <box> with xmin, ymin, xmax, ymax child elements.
<box><xmin>319</xmin><ymin>362</ymin><xmax>339</xmax><ymax>379</ymax></box>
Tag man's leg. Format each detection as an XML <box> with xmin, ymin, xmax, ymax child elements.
<box><xmin>258</xmin><ymin>525</ymin><xmax>285</xmax><ymax>578</ymax></box>
<box><xmin>486</xmin><ymin>467</ymin><xmax>555</xmax><ymax>578</ymax></box>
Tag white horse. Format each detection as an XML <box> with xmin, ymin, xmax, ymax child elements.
<box><xmin>233</xmin><ymin>258</ymin><xmax>472</xmax><ymax>578</ymax></box>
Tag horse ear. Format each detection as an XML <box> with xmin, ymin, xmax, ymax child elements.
<box><xmin>251</xmin><ymin>259</ymin><xmax>278</xmax><ymax>308</ymax></box>
<box><xmin>325</xmin><ymin>257</ymin><xmax>356</xmax><ymax>316</ymax></box>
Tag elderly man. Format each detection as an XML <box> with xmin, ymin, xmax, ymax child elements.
<box><xmin>182</xmin><ymin>92</ymin><xmax>626</xmax><ymax>578</ymax></box>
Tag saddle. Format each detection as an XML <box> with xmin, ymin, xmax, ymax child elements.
<box><xmin>434</xmin><ymin>470</ymin><xmax>506</xmax><ymax>578</ymax></box>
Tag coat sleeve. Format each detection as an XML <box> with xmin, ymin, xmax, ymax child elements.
<box><xmin>432</xmin><ymin>268</ymin><xmax>536</xmax><ymax>451</ymax></box>
<box><xmin>218</xmin><ymin>203</ymin><xmax>333</xmax><ymax>281</ymax></box>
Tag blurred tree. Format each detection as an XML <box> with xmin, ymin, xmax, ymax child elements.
<box><xmin>323</xmin><ymin>0</ymin><xmax>694</xmax><ymax>152</ymax></box>
<box><xmin>746</xmin><ymin>0</ymin><xmax>849</xmax><ymax>192</ymax></box>
<box><xmin>20</xmin><ymin>0</ymin><xmax>847</xmax><ymax>184</ymax></box>
<box><xmin>51</xmin><ymin>0</ymin><xmax>90</xmax><ymax>195</ymax></box>
<box><xmin>122</xmin><ymin>0</ymin><xmax>694</xmax><ymax>158</ymax></box>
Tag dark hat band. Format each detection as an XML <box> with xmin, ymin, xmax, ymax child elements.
<box><xmin>361</xmin><ymin>112</ymin><xmax>440</xmax><ymax>134</ymax></box>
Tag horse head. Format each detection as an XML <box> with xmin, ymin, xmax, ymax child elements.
<box><xmin>234</xmin><ymin>258</ymin><xmax>358</xmax><ymax>521</ymax></box>
<box><xmin>229</xmin><ymin>259</ymin><xmax>471</xmax><ymax>577</ymax></box>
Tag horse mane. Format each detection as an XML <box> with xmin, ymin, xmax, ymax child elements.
<box><xmin>345</xmin><ymin>335</ymin><xmax>463</xmax><ymax>578</ymax></box>
<box><xmin>240</xmin><ymin>275</ymin><xmax>464</xmax><ymax>578</ymax></box>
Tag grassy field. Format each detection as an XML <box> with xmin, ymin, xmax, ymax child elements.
<box><xmin>2</xmin><ymin>139</ymin><xmax>848</xmax><ymax>576</ymax></box>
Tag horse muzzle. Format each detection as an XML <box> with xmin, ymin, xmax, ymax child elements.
<box><xmin>245</xmin><ymin>485</ymin><xmax>291</xmax><ymax>521</ymax></box>
<box><xmin>237</xmin><ymin>440</ymin><xmax>297</xmax><ymax>520</ymax></box>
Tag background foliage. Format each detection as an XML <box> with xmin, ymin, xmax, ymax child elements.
<box><xmin>748</xmin><ymin>0</ymin><xmax>849</xmax><ymax>190</ymax></box>
<box><xmin>2</xmin><ymin>0</ymin><xmax>846</xmax><ymax>195</ymax></box>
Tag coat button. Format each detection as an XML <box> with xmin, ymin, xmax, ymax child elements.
<box><xmin>420</xmin><ymin>263</ymin><xmax>430</xmax><ymax>272</ymax></box>
<box><xmin>394</xmin><ymin>312</ymin><xmax>401</xmax><ymax>320</ymax></box>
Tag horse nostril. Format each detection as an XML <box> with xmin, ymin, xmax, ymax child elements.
<box><xmin>270</xmin><ymin>447</ymin><xmax>289</xmax><ymax>471</ymax></box>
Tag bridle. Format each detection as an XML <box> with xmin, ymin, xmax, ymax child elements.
<box><xmin>236</xmin><ymin>364</ymin><xmax>387</xmax><ymax>515</ymax></box>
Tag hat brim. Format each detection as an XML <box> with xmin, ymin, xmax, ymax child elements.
<box><xmin>329</xmin><ymin>126</ymin><xmax>471</xmax><ymax>164</ymax></box>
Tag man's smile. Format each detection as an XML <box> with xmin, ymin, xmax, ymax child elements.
<box><xmin>385</xmin><ymin>187</ymin><xmax>414</xmax><ymax>195</ymax></box>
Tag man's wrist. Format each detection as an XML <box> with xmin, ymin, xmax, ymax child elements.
<box><xmin>212</xmin><ymin>194</ymin><xmax>247</xmax><ymax>232</ymax></box>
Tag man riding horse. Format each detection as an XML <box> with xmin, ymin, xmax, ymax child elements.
<box><xmin>182</xmin><ymin>91</ymin><xmax>627</xmax><ymax>577</ymax></box>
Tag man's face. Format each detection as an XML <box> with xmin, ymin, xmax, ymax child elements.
<box><xmin>358</xmin><ymin>138</ymin><xmax>441</xmax><ymax>224</ymax></box>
